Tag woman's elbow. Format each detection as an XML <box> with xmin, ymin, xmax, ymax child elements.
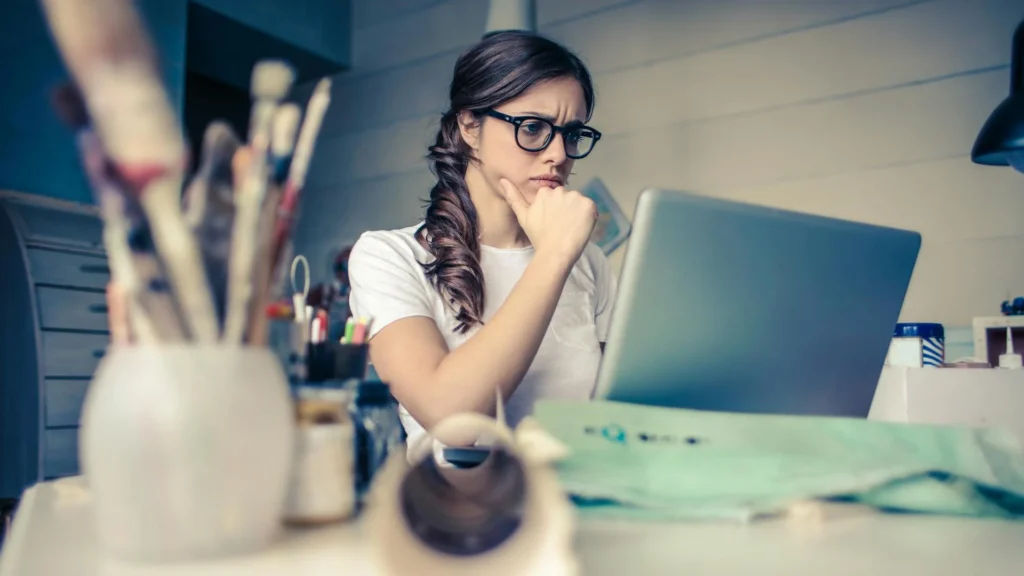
<box><xmin>397</xmin><ymin>384</ymin><xmax>496</xmax><ymax>433</ymax></box>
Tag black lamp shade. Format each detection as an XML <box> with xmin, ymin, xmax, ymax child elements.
<box><xmin>972</xmin><ymin>19</ymin><xmax>1024</xmax><ymax>166</ymax></box>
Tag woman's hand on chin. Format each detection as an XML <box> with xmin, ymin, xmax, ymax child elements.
<box><xmin>499</xmin><ymin>178</ymin><xmax>597</xmax><ymax>267</ymax></box>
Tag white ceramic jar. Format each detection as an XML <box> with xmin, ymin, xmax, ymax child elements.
<box><xmin>79</xmin><ymin>345</ymin><xmax>295</xmax><ymax>562</ymax></box>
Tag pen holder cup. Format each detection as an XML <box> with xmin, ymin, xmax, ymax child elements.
<box><xmin>79</xmin><ymin>345</ymin><xmax>296</xmax><ymax>563</ymax></box>
<box><xmin>306</xmin><ymin>342</ymin><xmax>368</xmax><ymax>383</ymax></box>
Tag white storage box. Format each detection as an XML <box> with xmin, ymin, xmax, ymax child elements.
<box><xmin>869</xmin><ymin>366</ymin><xmax>1024</xmax><ymax>445</ymax></box>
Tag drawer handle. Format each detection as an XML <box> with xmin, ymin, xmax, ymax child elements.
<box><xmin>79</xmin><ymin>264</ymin><xmax>110</xmax><ymax>275</ymax></box>
<box><xmin>92</xmin><ymin>349</ymin><xmax>106</xmax><ymax>359</ymax></box>
<box><xmin>88</xmin><ymin>304</ymin><xmax>109</xmax><ymax>314</ymax></box>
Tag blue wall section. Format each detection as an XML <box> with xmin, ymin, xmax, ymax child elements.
<box><xmin>140</xmin><ymin>0</ymin><xmax>189</xmax><ymax>109</ymax></box>
<box><xmin>0</xmin><ymin>0</ymin><xmax>349</xmax><ymax>204</ymax></box>
<box><xmin>192</xmin><ymin>0</ymin><xmax>351</xmax><ymax>65</ymax></box>
<box><xmin>0</xmin><ymin>0</ymin><xmax>187</xmax><ymax>204</ymax></box>
<box><xmin>186</xmin><ymin>2</ymin><xmax>348</xmax><ymax>91</ymax></box>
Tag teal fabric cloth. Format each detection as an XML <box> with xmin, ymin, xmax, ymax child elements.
<box><xmin>531</xmin><ymin>400</ymin><xmax>1024</xmax><ymax>521</ymax></box>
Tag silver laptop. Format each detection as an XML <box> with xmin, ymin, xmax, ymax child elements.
<box><xmin>593</xmin><ymin>189</ymin><xmax>921</xmax><ymax>418</ymax></box>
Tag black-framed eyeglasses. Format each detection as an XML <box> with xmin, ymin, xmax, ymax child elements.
<box><xmin>483</xmin><ymin>109</ymin><xmax>601</xmax><ymax>159</ymax></box>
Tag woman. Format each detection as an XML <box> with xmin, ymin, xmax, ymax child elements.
<box><xmin>348</xmin><ymin>31</ymin><xmax>615</xmax><ymax>453</ymax></box>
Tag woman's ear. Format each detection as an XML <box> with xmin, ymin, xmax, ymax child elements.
<box><xmin>457</xmin><ymin>110</ymin><xmax>482</xmax><ymax>151</ymax></box>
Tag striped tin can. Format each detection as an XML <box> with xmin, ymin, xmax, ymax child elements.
<box><xmin>885</xmin><ymin>323</ymin><xmax>945</xmax><ymax>368</ymax></box>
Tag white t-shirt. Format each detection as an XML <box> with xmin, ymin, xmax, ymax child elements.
<box><xmin>347</xmin><ymin>223</ymin><xmax>617</xmax><ymax>450</ymax></box>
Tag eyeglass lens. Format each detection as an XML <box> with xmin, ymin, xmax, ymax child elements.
<box><xmin>516</xmin><ymin>119</ymin><xmax>596</xmax><ymax>158</ymax></box>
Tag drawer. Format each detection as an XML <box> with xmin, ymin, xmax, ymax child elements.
<box><xmin>41</xmin><ymin>332</ymin><xmax>109</xmax><ymax>377</ymax></box>
<box><xmin>45</xmin><ymin>379</ymin><xmax>90</xmax><ymax>427</ymax></box>
<box><xmin>27</xmin><ymin>249</ymin><xmax>110</xmax><ymax>289</ymax></box>
<box><xmin>8</xmin><ymin>201</ymin><xmax>103</xmax><ymax>250</ymax></box>
<box><xmin>36</xmin><ymin>287</ymin><xmax>109</xmax><ymax>331</ymax></box>
<box><xmin>43</xmin><ymin>428</ymin><xmax>79</xmax><ymax>479</ymax></box>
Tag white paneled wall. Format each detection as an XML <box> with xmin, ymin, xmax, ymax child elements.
<box><xmin>294</xmin><ymin>0</ymin><xmax>1024</xmax><ymax>328</ymax></box>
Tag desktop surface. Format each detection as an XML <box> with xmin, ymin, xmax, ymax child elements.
<box><xmin>4</xmin><ymin>479</ymin><xmax>1024</xmax><ymax>576</ymax></box>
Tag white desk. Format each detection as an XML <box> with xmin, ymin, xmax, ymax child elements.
<box><xmin>2</xmin><ymin>478</ymin><xmax>1024</xmax><ymax>575</ymax></box>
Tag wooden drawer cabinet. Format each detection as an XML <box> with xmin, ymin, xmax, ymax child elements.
<box><xmin>0</xmin><ymin>191</ymin><xmax>110</xmax><ymax>499</ymax></box>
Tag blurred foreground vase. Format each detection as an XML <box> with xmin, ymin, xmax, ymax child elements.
<box><xmin>79</xmin><ymin>345</ymin><xmax>295</xmax><ymax>562</ymax></box>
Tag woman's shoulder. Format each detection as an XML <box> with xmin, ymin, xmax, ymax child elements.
<box><xmin>350</xmin><ymin>223</ymin><xmax>430</xmax><ymax>265</ymax></box>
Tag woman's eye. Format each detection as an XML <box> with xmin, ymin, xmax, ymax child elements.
<box><xmin>522</xmin><ymin>121</ymin><xmax>544</xmax><ymax>134</ymax></box>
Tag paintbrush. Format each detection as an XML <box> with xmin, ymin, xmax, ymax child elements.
<box><xmin>286</xmin><ymin>79</ymin><xmax>332</xmax><ymax>195</ymax></box>
<box><xmin>105</xmin><ymin>281</ymin><xmax>131</xmax><ymax>345</ymax></box>
<box><xmin>183</xmin><ymin>122</ymin><xmax>239</xmax><ymax>231</ymax></box>
<box><xmin>182</xmin><ymin>121</ymin><xmax>241</xmax><ymax>327</ymax></box>
<box><xmin>223</xmin><ymin>60</ymin><xmax>295</xmax><ymax>344</ymax></box>
<box><xmin>39</xmin><ymin>0</ymin><xmax>219</xmax><ymax>343</ymax></box>
<box><xmin>50</xmin><ymin>84</ymin><xmax>136</xmax><ymax>295</ymax></box>
<box><xmin>270</xmin><ymin>104</ymin><xmax>301</xmax><ymax>185</ymax></box>
<box><xmin>51</xmin><ymin>82</ymin><xmax>185</xmax><ymax>343</ymax></box>
<box><xmin>267</xmin><ymin>78</ymin><xmax>332</xmax><ymax>293</ymax></box>
<box><xmin>246</xmin><ymin>104</ymin><xmax>302</xmax><ymax>345</ymax></box>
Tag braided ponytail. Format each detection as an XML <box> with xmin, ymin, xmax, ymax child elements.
<box><xmin>416</xmin><ymin>112</ymin><xmax>484</xmax><ymax>333</ymax></box>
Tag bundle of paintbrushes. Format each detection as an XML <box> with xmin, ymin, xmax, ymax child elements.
<box><xmin>40</xmin><ymin>0</ymin><xmax>332</xmax><ymax>346</ymax></box>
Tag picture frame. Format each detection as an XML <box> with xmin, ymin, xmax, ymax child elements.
<box><xmin>579</xmin><ymin>177</ymin><xmax>631</xmax><ymax>255</ymax></box>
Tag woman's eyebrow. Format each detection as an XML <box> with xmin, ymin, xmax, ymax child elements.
<box><xmin>518</xmin><ymin>110</ymin><xmax>557</xmax><ymax>121</ymax></box>
<box><xmin>518</xmin><ymin>110</ymin><xmax>586</xmax><ymax>125</ymax></box>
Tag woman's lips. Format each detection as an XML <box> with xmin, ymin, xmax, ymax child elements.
<box><xmin>530</xmin><ymin>177</ymin><xmax>563</xmax><ymax>187</ymax></box>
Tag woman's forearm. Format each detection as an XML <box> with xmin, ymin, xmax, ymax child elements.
<box><xmin>418</xmin><ymin>249</ymin><xmax>573</xmax><ymax>427</ymax></box>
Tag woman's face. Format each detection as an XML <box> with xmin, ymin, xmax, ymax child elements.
<box><xmin>462</xmin><ymin>76</ymin><xmax>588</xmax><ymax>204</ymax></box>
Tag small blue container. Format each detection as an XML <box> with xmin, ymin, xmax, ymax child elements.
<box><xmin>888</xmin><ymin>323</ymin><xmax>945</xmax><ymax>367</ymax></box>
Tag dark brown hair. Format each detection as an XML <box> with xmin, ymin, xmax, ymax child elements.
<box><xmin>416</xmin><ymin>31</ymin><xmax>595</xmax><ymax>333</ymax></box>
